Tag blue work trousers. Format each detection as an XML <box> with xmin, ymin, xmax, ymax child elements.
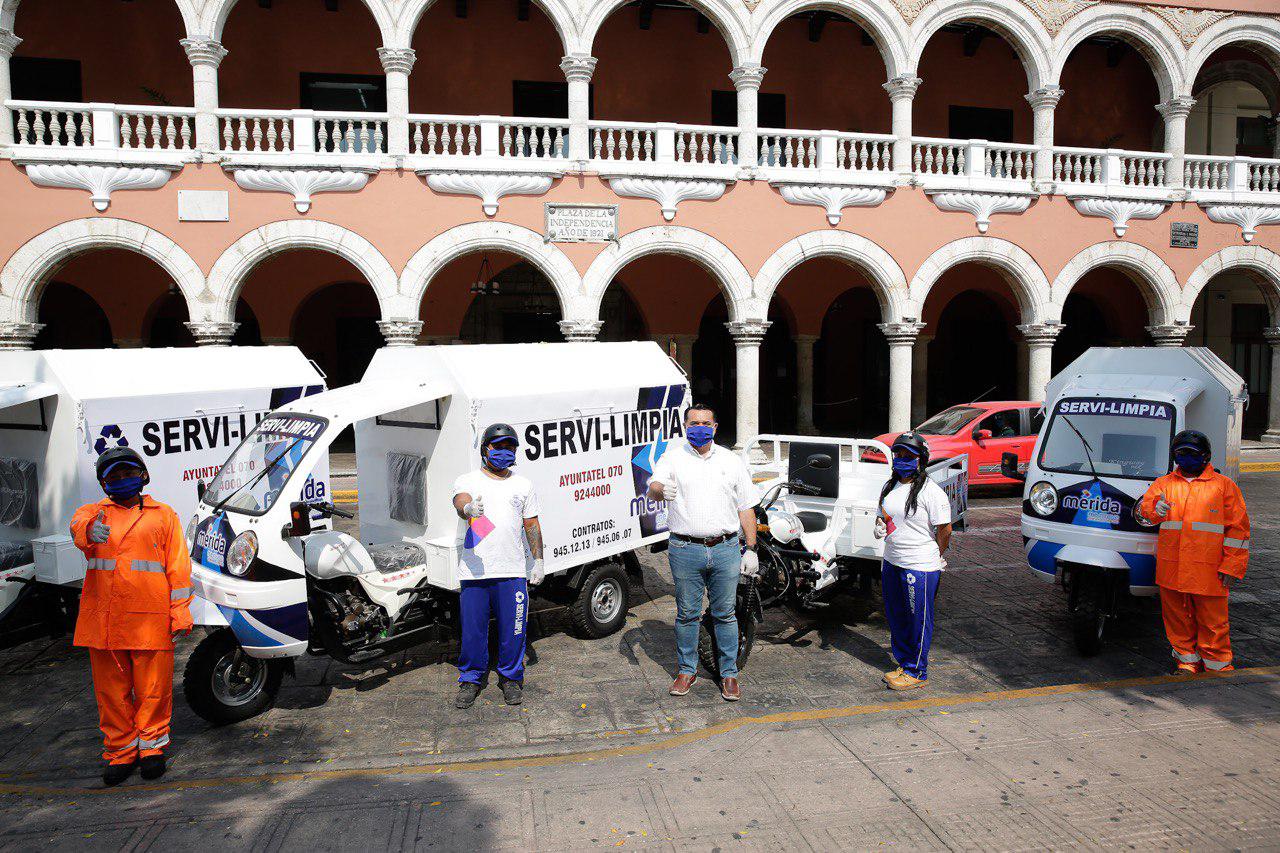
<box><xmin>458</xmin><ymin>577</ymin><xmax>529</xmax><ymax>685</ymax></box>
<box><xmin>669</xmin><ymin>537</ymin><xmax>740</xmax><ymax>679</ymax></box>
<box><xmin>881</xmin><ymin>561</ymin><xmax>940</xmax><ymax>681</ymax></box>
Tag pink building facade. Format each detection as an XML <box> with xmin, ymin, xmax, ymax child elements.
<box><xmin>4</xmin><ymin>0</ymin><xmax>1280</xmax><ymax>442</ymax></box>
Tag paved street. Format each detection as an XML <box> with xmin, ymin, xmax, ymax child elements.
<box><xmin>2</xmin><ymin>475</ymin><xmax>1280</xmax><ymax>850</ymax></box>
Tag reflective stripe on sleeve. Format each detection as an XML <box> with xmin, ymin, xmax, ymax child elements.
<box><xmin>86</xmin><ymin>558</ymin><xmax>114</xmax><ymax>571</ymax></box>
<box><xmin>1224</xmin><ymin>537</ymin><xmax>1250</xmax><ymax>550</ymax></box>
<box><xmin>170</xmin><ymin>587</ymin><xmax>191</xmax><ymax>600</ymax></box>
<box><xmin>1191</xmin><ymin>521</ymin><xmax>1226</xmax><ymax>534</ymax></box>
<box><xmin>1161</xmin><ymin>520</ymin><xmax>1183</xmax><ymax>530</ymax></box>
<box><xmin>138</xmin><ymin>734</ymin><xmax>170</xmax><ymax>750</ymax></box>
<box><xmin>130</xmin><ymin>560</ymin><xmax>165</xmax><ymax>573</ymax></box>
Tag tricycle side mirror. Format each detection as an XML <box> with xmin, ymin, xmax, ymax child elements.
<box><xmin>805</xmin><ymin>453</ymin><xmax>833</xmax><ymax>470</ymax></box>
<box><xmin>287</xmin><ymin>502</ymin><xmax>313</xmax><ymax>538</ymax></box>
<box><xmin>973</xmin><ymin>428</ymin><xmax>993</xmax><ymax>441</ymax></box>
<box><xmin>1000</xmin><ymin>452</ymin><xmax>1026</xmax><ymax>482</ymax></box>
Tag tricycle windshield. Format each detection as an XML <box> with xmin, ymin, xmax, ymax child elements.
<box><xmin>203</xmin><ymin>413</ymin><xmax>328</xmax><ymax>515</ymax></box>
<box><xmin>917</xmin><ymin>406</ymin><xmax>982</xmax><ymax>436</ymax></box>
<box><xmin>1037</xmin><ymin>397</ymin><xmax>1175</xmax><ymax>481</ymax></box>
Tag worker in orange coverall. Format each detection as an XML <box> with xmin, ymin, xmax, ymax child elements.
<box><xmin>1139</xmin><ymin>429</ymin><xmax>1249</xmax><ymax>675</ymax></box>
<box><xmin>70</xmin><ymin>446</ymin><xmax>192</xmax><ymax>786</ymax></box>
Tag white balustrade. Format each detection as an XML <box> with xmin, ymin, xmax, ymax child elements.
<box><xmin>674</xmin><ymin>125</ymin><xmax>738</xmax><ymax>165</ymax></box>
<box><xmin>1250</xmin><ymin>160</ymin><xmax>1280</xmax><ymax>193</ymax></box>
<box><xmin>912</xmin><ymin>138</ymin><xmax>967</xmax><ymax>176</ymax></box>
<box><xmin>1053</xmin><ymin>148</ymin><xmax>1105</xmax><ymax>184</ymax></box>
<box><xmin>409</xmin><ymin>116</ymin><xmax>481</xmax><ymax>156</ymax></box>
<box><xmin>117</xmin><ymin>108</ymin><xmax>196</xmax><ymax>151</ymax></box>
<box><xmin>498</xmin><ymin>119</ymin><xmax>569</xmax><ymax>159</ymax></box>
<box><xmin>589</xmin><ymin>122</ymin><xmax>657</xmax><ymax>163</ymax></box>
<box><xmin>1118</xmin><ymin>151</ymin><xmax>1167</xmax><ymax>188</ymax></box>
<box><xmin>758</xmin><ymin>130</ymin><xmax>819</xmax><ymax>168</ymax></box>
<box><xmin>838</xmin><ymin>133</ymin><xmax>894</xmax><ymax>172</ymax></box>
<box><xmin>9</xmin><ymin>102</ymin><xmax>95</xmax><ymax>147</ymax></box>
<box><xmin>983</xmin><ymin>142</ymin><xmax>1036</xmax><ymax>181</ymax></box>
<box><xmin>315</xmin><ymin>112</ymin><xmax>387</xmax><ymax>154</ymax></box>
<box><xmin>217</xmin><ymin>110</ymin><xmax>294</xmax><ymax>153</ymax></box>
<box><xmin>1184</xmin><ymin>155</ymin><xmax>1232</xmax><ymax>191</ymax></box>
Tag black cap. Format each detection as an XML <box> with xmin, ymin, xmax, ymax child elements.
<box><xmin>481</xmin><ymin>423</ymin><xmax>519</xmax><ymax>449</ymax></box>
<box><xmin>891</xmin><ymin>431</ymin><xmax>930</xmax><ymax>463</ymax></box>
<box><xmin>95</xmin><ymin>446</ymin><xmax>149</xmax><ymax>482</ymax></box>
<box><xmin>1172</xmin><ymin>429</ymin><xmax>1211</xmax><ymax>458</ymax></box>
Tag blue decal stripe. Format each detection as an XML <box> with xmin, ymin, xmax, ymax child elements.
<box><xmin>1120</xmin><ymin>552</ymin><xmax>1157</xmax><ymax>587</ymax></box>
<box><xmin>217</xmin><ymin>604</ymin><xmax>280</xmax><ymax>648</ymax></box>
<box><xmin>1026</xmin><ymin>540</ymin><xmax>1064</xmax><ymax>577</ymax></box>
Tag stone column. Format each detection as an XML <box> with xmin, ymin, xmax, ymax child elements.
<box><xmin>1147</xmin><ymin>323</ymin><xmax>1193</xmax><ymax>347</ymax></box>
<box><xmin>882</xmin><ymin>75</ymin><xmax>921</xmax><ymax>176</ymax></box>
<box><xmin>378</xmin><ymin>47</ymin><xmax>416</xmax><ymax>157</ymax></box>
<box><xmin>0</xmin><ymin>29</ymin><xmax>21</xmax><ymax>147</ymax></box>
<box><xmin>181</xmin><ymin>37</ymin><xmax>229</xmax><ymax>153</ymax></box>
<box><xmin>560</xmin><ymin>54</ymin><xmax>597</xmax><ymax>163</ymax></box>
<box><xmin>727</xmin><ymin>319</ymin><xmax>770</xmax><ymax>447</ymax></box>
<box><xmin>1157</xmin><ymin>96</ymin><xmax>1196</xmax><ymax>190</ymax></box>
<box><xmin>794</xmin><ymin>333</ymin><xmax>818</xmax><ymax>435</ymax></box>
<box><xmin>1263</xmin><ymin>327</ymin><xmax>1280</xmax><ymax>445</ymax></box>
<box><xmin>911</xmin><ymin>333</ymin><xmax>932</xmax><ymax>425</ymax></box>
<box><xmin>729</xmin><ymin>63</ymin><xmax>766</xmax><ymax>173</ymax></box>
<box><xmin>559</xmin><ymin>319</ymin><xmax>603</xmax><ymax>342</ymax></box>
<box><xmin>377</xmin><ymin>319</ymin><xmax>424</xmax><ymax>347</ymax></box>
<box><xmin>1018</xmin><ymin>323</ymin><xmax>1063</xmax><ymax>402</ymax></box>
<box><xmin>0</xmin><ymin>321</ymin><xmax>42</xmax><ymax>350</ymax></box>
<box><xmin>185</xmin><ymin>321</ymin><xmax>238</xmax><ymax>346</ymax></box>
<box><xmin>1025</xmin><ymin>86</ymin><xmax>1064</xmax><ymax>185</ymax></box>
<box><xmin>879</xmin><ymin>322</ymin><xmax>923</xmax><ymax>432</ymax></box>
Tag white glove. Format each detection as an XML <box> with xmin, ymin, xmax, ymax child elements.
<box><xmin>661</xmin><ymin>480</ymin><xmax>678</xmax><ymax>501</ymax></box>
<box><xmin>741</xmin><ymin>549</ymin><xmax>759</xmax><ymax>577</ymax></box>
<box><xmin>873</xmin><ymin>516</ymin><xmax>887</xmax><ymax>540</ymax></box>
<box><xmin>530</xmin><ymin>559</ymin><xmax>545</xmax><ymax>586</ymax></box>
<box><xmin>463</xmin><ymin>495</ymin><xmax>485</xmax><ymax>519</ymax></box>
<box><xmin>89</xmin><ymin>510</ymin><xmax>111</xmax><ymax>544</ymax></box>
<box><xmin>1154</xmin><ymin>493</ymin><xmax>1171</xmax><ymax>518</ymax></box>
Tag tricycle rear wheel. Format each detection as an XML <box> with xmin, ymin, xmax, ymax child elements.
<box><xmin>567</xmin><ymin>561</ymin><xmax>631</xmax><ymax>639</ymax></box>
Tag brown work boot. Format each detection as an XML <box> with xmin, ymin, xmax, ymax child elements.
<box><xmin>886</xmin><ymin>671</ymin><xmax>926</xmax><ymax>691</ymax></box>
<box><xmin>669</xmin><ymin>673</ymin><xmax>697</xmax><ymax>696</ymax></box>
<box><xmin>720</xmin><ymin>677</ymin><xmax>741</xmax><ymax>702</ymax></box>
<box><xmin>882</xmin><ymin>667</ymin><xmax>904</xmax><ymax>684</ymax></box>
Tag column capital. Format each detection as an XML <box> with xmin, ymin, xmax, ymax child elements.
<box><xmin>1017</xmin><ymin>322</ymin><xmax>1064</xmax><ymax>345</ymax></box>
<box><xmin>0</xmin><ymin>29</ymin><xmax>22</xmax><ymax>58</ymax></box>
<box><xmin>878</xmin><ymin>321</ymin><xmax>925</xmax><ymax>344</ymax></box>
<box><xmin>559</xmin><ymin>53</ymin><xmax>598</xmax><ymax>83</ymax></box>
<box><xmin>185</xmin><ymin>320</ymin><xmax>238</xmax><ymax>346</ymax></box>
<box><xmin>882</xmin><ymin>75</ymin><xmax>922</xmax><ymax>102</ymax></box>
<box><xmin>0</xmin><ymin>321</ymin><xmax>43</xmax><ymax>350</ymax></box>
<box><xmin>1156</xmin><ymin>96</ymin><xmax>1196</xmax><ymax>120</ymax></box>
<box><xmin>729</xmin><ymin>63</ymin><xmax>767</xmax><ymax>91</ymax></box>
<box><xmin>377</xmin><ymin>47</ymin><xmax>417</xmax><ymax>76</ymax></box>
<box><xmin>559</xmin><ymin>319</ymin><xmax>603</xmax><ymax>342</ymax></box>
<box><xmin>378</xmin><ymin>319</ymin><xmax>424</xmax><ymax>347</ymax></box>
<box><xmin>726</xmin><ymin>319</ymin><xmax>771</xmax><ymax>345</ymax></box>
<box><xmin>1025</xmin><ymin>86</ymin><xmax>1064</xmax><ymax>110</ymax></box>
<box><xmin>1146</xmin><ymin>323</ymin><xmax>1194</xmax><ymax>346</ymax></box>
<box><xmin>180</xmin><ymin>37</ymin><xmax>228</xmax><ymax>68</ymax></box>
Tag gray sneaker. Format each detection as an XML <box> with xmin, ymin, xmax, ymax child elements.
<box><xmin>455</xmin><ymin>682</ymin><xmax>482</xmax><ymax>709</ymax></box>
<box><xmin>500</xmin><ymin>678</ymin><xmax>523</xmax><ymax>705</ymax></box>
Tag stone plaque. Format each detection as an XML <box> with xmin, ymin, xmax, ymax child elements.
<box><xmin>178</xmin><ymin>190</ymin><xmax>229</xmax><ymax>222</ymax></box>
<box><xmin>545</xmin><ymin>203</ymin><xmax>617</xmax><ymax>243</ymax></box>
<box><xmin>1170</xmin><ymin>221</ymin><xmax>1198</xmax><ymax>248</ymax></box>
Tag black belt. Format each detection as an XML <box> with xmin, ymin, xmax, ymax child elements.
<box><xmin>671</xmin><ymin>532</ymin><xmax>739</xmax><ymax>547</ymax></box>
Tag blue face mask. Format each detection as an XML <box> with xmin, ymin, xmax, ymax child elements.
<box><xmin>687</xmin><ymin>425</ymin><xmax>715</xmax><ymax>448</ymax></box>
<box><xmin>1174</xmin><ymin>450</ymin><xmax>1207</xmax><ymax>476</ymax></box>
<box><xmin>102</xmin><ymin>476</ymin><xmax>144</xmax><ymax>500</ymax></box>
<box><xmin>486</xmin><ymin>447</ymin><xmax>517</xmax><ymax>470</ymax></box>
<box><xmin>891</xmin><ymin>456</ymin><xmax>919</xmax><ymax>478</ymax></box>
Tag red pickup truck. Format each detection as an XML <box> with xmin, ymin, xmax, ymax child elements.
<box><xmin>870</xmin><ymin>401</ymin><xmax>1044</xmax><ymax>485</ymax></box>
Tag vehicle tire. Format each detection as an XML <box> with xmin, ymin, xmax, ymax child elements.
<box><xmin>1071</xmin><ymin>573</ymin><xmax>1107</xmax><ymax>657</ymax></box>
<box><xmin>568</xmin><ymin>561</ymin><xmax>631</xmax><ymax>639</ymax></box>
<box><xmin>183</xmin><ymin>628</ymin><xmax>284</xmax><ymax>726</ymax></box>
<box><xmin>698</xmin><ymin>588</ymin><xmax>756</xmax><ymax>678</ymax></box>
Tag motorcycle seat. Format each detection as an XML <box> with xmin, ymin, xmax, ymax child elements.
<box><xmin>367</xmin><ymin>542</ymin><xmax>426</xmax><ymax>574</ymax></box>
<box><xmin>796</xmin><ymin>511</ymin><xmax>828</xmax><ymax>533</ymax></box>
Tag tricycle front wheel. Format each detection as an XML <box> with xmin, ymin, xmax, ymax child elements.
<box><xmin>183</xmin><ymin>628</ymin><xmax>284</xmax><ymax>726</ymax></box>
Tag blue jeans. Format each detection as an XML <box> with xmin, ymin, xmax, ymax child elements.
<box><xmin>881</xmin><ymin>561</ymin><xmax>940</xmax><ymax>680</ymax></box>
<box><xmin>458</xmin><ymin>577</ymin><xmax>528</xmax><ymax>684</ymax></box>
<box><xmin>669</xmin><ymin>537</ymin><xmax>740</xmax><ymax>679</ymax></box>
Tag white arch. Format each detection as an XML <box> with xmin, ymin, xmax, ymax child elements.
<box><xmin>400</xmin><ymin>221</ymin><xmax>583</xmax><ymax>320</ymax></box>
<box><xmin>908</xmin><ymin>236</ymin><xmax>1052</xmax><ymax>324</ymax></box>
<box><xmin>0</xmin><ymin>218</ymin><xmax>205</xmax><ymax>324</ymax></box>
<box><xmin>1179</xmin><ymin>245</ymin><xmax>1280</xmax><ymax>324</ymax></box>
<box><xmin>5</xmin><ymin>0</ymin><xmax>198</xmax><ymax>40</ymax></box>
<box><xmin>747</xmin><ymin>0</ymin><xmax>909</xmax><ymax>80</ymax></box>
<box><xmin>752</xmin><ymin>230</ymin><xmax>910</xmax><ymax>323</ymax></box>
<box><xmin>1193</xmin><ymin>59</ymin><xmax>1280</xmax><ymax>114</ymax></box>
<box><xmin>577</xmin><ymin>0</ymin><xmax>750</xmax><ymax>66</ymax></box>
<box><xmin>206</xmin><ymin>220</ymin><xmax>399</xmax><ymax>323</ymax></box>
<box><xmin>582</xmin><ymin>226</ymin><xmax>754</xmax><ymax>321</ymax></box>
<box><xmin>396</xmin><ymin>0</ymin><xmax>575</xmax><ymax>52</ymax></box>
<box><xmin>1185</xmin><ymin>16</ymin><xmax>1280</xmax><ymax>96</ymax></box>
<box><xmin>1051</xmin><ymin>6</ymin><xmax>1187</xmax><ymax>103</ymax></box>
<box><xmin>200</xmin><ymin>0</ymin><xmax>396</xmax><ymax>47</ymax></box>
<box><xmin>909</xmin><ymin>0</ymin><xmax>1053</xmax><ymax>93</ymax></box>
<box><xmin>1048</xmin><ymin>242</ymin><xmax>1180</xmax><ymax>326</ymax></box>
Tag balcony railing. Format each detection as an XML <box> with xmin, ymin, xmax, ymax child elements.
<box><xmin>759</xmin><ymin>129</ymin><xmax>894</xmax><ymax>173</ymax></box>
<box><xmin>1053</xmin><ymin>147</ymin><xmax>1171</xmax><ymax>191</ymax></box>
<box><xmin>10</xmin><ymin>100</ymin><xmax>197</xmax><ymax>152</ymax></box>
<box><xmin>911</xmin><ymin>137</ymin><xmax>1038</xmax><ymax>185</ymax></box>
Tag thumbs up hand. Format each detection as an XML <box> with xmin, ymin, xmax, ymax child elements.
<box><xmin>1154</xmin><ymin>493</ymin><xmax>1171</xmax><ymax>518</ymax></box>
<box><xmin>463</xmin><ymin>496</ymin><xmax>485</xmax><ymax>519</ymax></box>
<box><xmin>89</xmin><ymin>510</ymin><xmax>111</xmax><ymax>544</ymax></box>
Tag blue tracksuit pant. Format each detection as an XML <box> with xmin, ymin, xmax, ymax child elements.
<box><xmin>881</xmin><ymin>561</ymin><xmax>940</xmax><ymax>680</ymax></box>
<box><xmin>458</xmin><ymin>577</ymin><xmax>528</xmax><ymax>684</ymax></box>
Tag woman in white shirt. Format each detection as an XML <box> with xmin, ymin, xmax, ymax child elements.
<box><xmin>874</xmin><ymin>432</ymin><xmax>953</xmax><ymax>691</ymax></box>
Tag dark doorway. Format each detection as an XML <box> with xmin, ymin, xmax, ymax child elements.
<box><xmin>1232</xmin><ymin>302</ymin><xmax>1270</xmax><ymax>437</ymax></box>
<box><xmin>34</xmin><ymin>282</ymin><xmax>112</xmax><ymax>349</ymax></box>
<box><xmin>711</xmin><ymin>90</ymin><xmax>786</xmax><ymax>128</ymax></box>
<box><xmin>929</xmin><ymin>290</ymin><xmax>1017</xmax><ymax>412</ymax></box>
<box><xmin>11</xmin><ymin>57</ymin><xmax>83</xmax><ymax>102</ymax></box>
<box><xmin>299</xmin><ymin>72</ymin><xmax>387</xmax><ymax>111</ymax></box>
<box><xmin>948</xmin><ymin>105</ymin><xmax>1013</xmax><ymax>142</ymax></box>
<box><xmin>146</xmin><ymin>295</ymin><xmax>261</xmax><ymax>348</ymax></box>
<box><xmin>293</xmin><ymin>282</ymin><xmax>381</xmax><ymax>387</ymax></box>
<box><xmin>461</xmin><ymin>262</ymin><xmax>562</xmax><ymax>343</ymax></box>
<box><xmin>815</xmin><ymin>288</ymin><xmax>887</xmax><ymax>434</ymax></box>
<box><xmin>1053</xmin><ymin>293</ymin><xmax>1110</xmax><ymax>374</ymax></box>
<box><xmin>513</xmin><ymin>80</ymin><xmax>590</xmax><ymax>118</ymax></box>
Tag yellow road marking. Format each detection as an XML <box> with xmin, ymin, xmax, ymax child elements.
<box><xmin>1242</xmin><ymin>461</ymin><xmax>1280</xmax><ymax>472</ymax></box>
<box><xmin>1</xmin><ymin>666</ymin><xmax>1274</xmax><ymax>798</ymax></box>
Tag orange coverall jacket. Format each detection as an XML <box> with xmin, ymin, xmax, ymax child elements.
<box><xmin>70</xmin><ymin>496</ymin><xmax>193</xmax><ymax>650</ymax></box>
<box><xmin>1139</xmin><ymin>465</ymin><xmax>1249</xmax><ymax>597</ymax></box>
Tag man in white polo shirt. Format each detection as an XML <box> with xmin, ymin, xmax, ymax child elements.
<box><xmin>647</xmin><ymin>403</ymin><xmax>759</xmax><ymax>701</ymax></box>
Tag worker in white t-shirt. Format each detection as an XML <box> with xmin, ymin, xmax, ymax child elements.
<box><xmin>873</xmin><ymin>432</ymin><xmax>953</xmax><ymax>691</ymax></box>
<box><xmin>451</xmin><ymin>423</ymin><xmax>544</xmax><ymax>709</ymax></box>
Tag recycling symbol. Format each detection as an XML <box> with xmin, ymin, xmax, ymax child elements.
<box><xmin>93</xmin><ymin>424</ymin><xmax>129</xmax><ymax>456</ymax></box>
